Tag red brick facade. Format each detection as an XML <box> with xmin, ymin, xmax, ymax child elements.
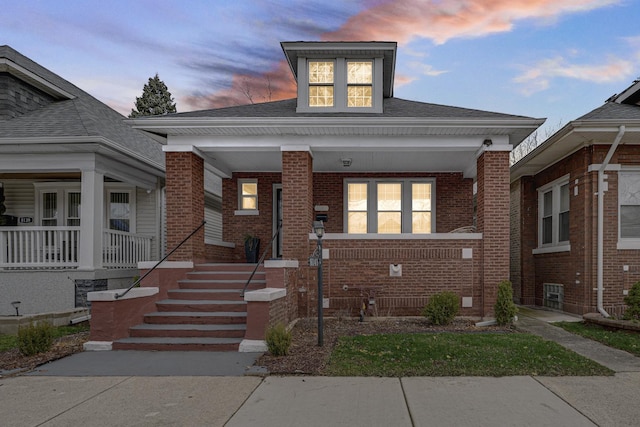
<box><xmin>166</xmin><ymin>147</ymin><xmax>510</xmax><ymax>321</ymax></box>
<box><xmin>511</xmin><ymin>144</ymin><xmax>640</xmax><ymax>315</ymax></box>
<box><xmin>165</xmin><ymin>151</ymin><xmax>205</xmax><ymax>263</ymax></box>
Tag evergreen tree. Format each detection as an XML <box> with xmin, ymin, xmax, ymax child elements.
<box><xmin>129</xmin><ymin>73</ymin><xmax>177</xmax><ymax>117</ymax></box>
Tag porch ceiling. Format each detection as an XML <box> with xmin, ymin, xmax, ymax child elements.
<box><xmin>196</xmin><ymin>143</ymin><xmax>483</xmax><ymax>178</ymax></box>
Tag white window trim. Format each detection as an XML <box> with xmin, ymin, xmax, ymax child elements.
<box><xmin>343</xmin><ymin>178</ymin><xmax>435</xmax><ymax>234</ymax></box>
<box><xmin>105</xmin><ymin>183</ymin><xmax>136</xmax><ymax>233</ymax></box>
<box><xmin>237</xmin><ymin>179</ymin><xmax>258</xmax><ymax>215</ymax></box>
<box><xmin>618</xmin><ymin>168</ymin><xmax>640</xmax><ymax>249</ymax></box>
<box><xmin>297</xmin><ymin>57</ymin><xmax>383</xmax><ymax>113</ymax></box>
<box><xmin>535</xmin><ymin>174</ymin><xmax>570</xmax><ymax>253</ymax></box>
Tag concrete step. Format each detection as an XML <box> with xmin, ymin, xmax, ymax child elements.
<box><xmin>112</xmin><ymin>336</ymin><xmax>242</xmax><ymax>351</ymax></box>
<box><xmin>167</xmin><ymin>288</ymin><xmax>245</xmax><ymax>301</ymax></box>
<box><xmin>129</xmin><ymin>323</ymin><xmax>246</xmax><ymax>338</ymax></box>
<box><xmin>143</xmin><ymin>311</ymin><xmax>247</xmax><ymax>325</ymax></box>
<box><xmin>185</xmin><ymin>271</ymin><xmax>266</xmax><ymax>281</ymax></box>
<box><xmin>195</xmin><ymin>263</ymin><xmax>263</xmax><ymax>272</ymax></box>
<box><xmin>178</xmin><ymin>279</ymin><xmax>266</xmax><ymax>290</ymax></box>
<box><xmin>156</xmin><ymin>299</ymin><xmax>247</xmax><ymax>312</ymax></box>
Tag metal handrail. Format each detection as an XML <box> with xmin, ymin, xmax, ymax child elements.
<box><xmin>241</xmin><ymin>221</ymin><xmax>282</xmax><ymax>296</ymax></box>
<box><xmin>115</xmin><ymin>220</ymin><xmax>206</xmax><ymax>299</ymax></box>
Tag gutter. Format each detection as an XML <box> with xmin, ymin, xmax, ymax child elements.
<box><xmin>596</xmin><ymin>125</ymin><xmax>625</xmax><ymax>317</ymax></box>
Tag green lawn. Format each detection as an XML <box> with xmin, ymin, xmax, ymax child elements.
<box><xmin>325</xmin><ymin>332</ymin><xmax>613</xmax><ymax>377</ymax></box>
<box><xmin>554</xmin><ymin>321</ymin><xmax>640</xmax><ymax>357</ymax></box>
<box><xmin>0</xmin><ymin>323</ymin><xmax>89</xmax><ymax>352</ymax></box>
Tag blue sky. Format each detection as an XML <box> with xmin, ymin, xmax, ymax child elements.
<box><xmin>3</xmin><ymin>0</ymin><xmax>640</xmax><ymax>138</ymax></box>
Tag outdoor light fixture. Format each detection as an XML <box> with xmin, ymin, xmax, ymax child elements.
<box><xmin>11</xmin><ymin>301</ymin><xmax>21</xmax><ymax>316</ymax></box>
<box><xmin>341</xmin><ymin>158</ymin><xmax>352</xmax><ymax>167</ymax></box>
<box><xmin>483</xmin><ymin>139</ymin><xmax>493</xmax><ymax>147</ymax></box>
<box><xmin>313</xmin><ymin>220</ymin><xmax>325</xmax><ymax>346</ymax></box>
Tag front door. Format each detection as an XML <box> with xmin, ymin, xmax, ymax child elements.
<box><xmin>273</xmin><ymin>184</ymin><xmax>283</xmax><ymax>258</ymax></box>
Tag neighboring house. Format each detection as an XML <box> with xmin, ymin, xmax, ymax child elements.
<box><xmin>510</xmin><ymin>79</ymin><xmax>640</xmax><ymax>316</ymax></box>
<box><xmin>0</xmin><ymin>46</ymin><xmax>178</xmax><ymax>316</ymax></box>
<box><xmin>129</xmin><ymin>41</ymin><xmax>543</xmax><ymax>323</ymax></box>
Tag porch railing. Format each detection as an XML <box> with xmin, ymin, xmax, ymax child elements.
<box><xmin>103</xmin><ymin>229</ymin><xmax>152</xmax><ymax>268</ymax></box>
<box><xmin>0</xmin><ymin>226</ymin><xmax>152</xmax><ymax>269</ymax></box>
<box><xmin>0</xmin><ymin>226</ymin><xmax>80</xmax><ymax>269</ymax></box>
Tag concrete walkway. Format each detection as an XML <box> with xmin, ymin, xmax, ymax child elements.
<box><xmin>1</xmin><ymin>307</ymin><xmax>640</xmax><ymax>426</ymax></box>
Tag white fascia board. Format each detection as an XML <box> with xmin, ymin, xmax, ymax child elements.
<box><xmin>0</xmin><ymin>152</ymin><xmax>97</xmax><ymax>172</ymax></box>
<box><xmin>130</xmin><ymin>117</ymin><xmax>545</xmax><ymax>132</ymax></box>
<box><xmin>0</xmin><ymin>136</ymin><xmax>165</xmax><ymax>173</ymax></box>
<box><xmin>169</xmin><ymin>135</ymin><xmax>489</xmax><ymax>151</ymax></box>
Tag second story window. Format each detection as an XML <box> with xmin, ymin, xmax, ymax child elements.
<box><xmin>347</xmin><ymin>61</ymin><xmax>372</xmax><ymax>107</ymax></box>
<box><xmin>308</xmin><ymin>61</ymin><xmax>334</xmax><ymax>107</ymax></box>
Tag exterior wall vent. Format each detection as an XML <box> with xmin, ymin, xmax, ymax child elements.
<box><xmin>543</xmin><ymin>283</ymin><xmax>564</xmax><ymax>310</ymax></box>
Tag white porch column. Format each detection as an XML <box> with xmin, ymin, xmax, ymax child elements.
<box><xmin>78</xmin><ymin>169</ymin><xmax>104</xmax><ymax>270</ymax></box>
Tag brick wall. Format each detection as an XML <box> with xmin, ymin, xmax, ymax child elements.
<box><xmin>165</xmin><ymin>151</ymin><xmax>205</xmax><ymax>262</ymax></box>
<box><xmin>222</xmin><ymin>171</ymin><xmax>474</xmax><ymax>250</ymax></box>
<box><xmin>0</xmin><ymin>73</ymin><xmax>56</xmax><ymax>119</ymax></box>
<box><xmin>516</xmin><ymin>144</ymin><xmax>640</xmax><ymax>315</ymax></box>
<box><xmin>222</xmin><ymin>172</ymin><xmax>281</xmax><ymax>261</ymax></box>
<box><xmin>300</xmin><ymin>238</ymin><xmax>482</xmax><ymax>318</ymax></box>
<box><xmin>477</xmin><ymin>151</ymin><xmax>510</xmax><ymax>316</ymax></box>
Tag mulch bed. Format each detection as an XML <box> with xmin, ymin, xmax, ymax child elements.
<box><xmin>0</xmin><ymin>332</ymin><xmax>89</xmax><ymax>376</ymax></box>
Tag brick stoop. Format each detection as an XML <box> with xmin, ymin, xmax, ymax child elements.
<box><xmin>112</xmin><ymin>263</ymin><xmax>265</xmax><ymax>351</ymax></box>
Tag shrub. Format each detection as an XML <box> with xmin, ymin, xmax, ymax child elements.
<box><xmin>17</xmin><ymin>321</ymin><xmax>54</xmax><ymax>356</ymax></box>
<box><xmin>495</xmin><ymin>280</ymin><xmax>518</xmax><ymax>326</ymax></box>
<box><xmin>422</xmin><ymin>292</ymin><xmax>460</xmax><ymax>325</ymax></box>
<box><xmin>624</xmin><ymin>281</ymin><xmax>640</xmax><ymax>321</ymax></box>
<box><xmin>266</xmin><ymin>323</ymin><xmax>292</xmax><ymax>356</ymax></box>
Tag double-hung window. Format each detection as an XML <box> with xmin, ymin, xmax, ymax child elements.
<box><xmin>308</xmin><ymin>61</ymin><xmax>334</xmax><ymax>107</ymax></box>
<box><xmin>303</xmin><ymin>58</ymin><xmax>380</xmax><ymax>112</ymax></box>
<box><xmin>345</xmin><ymin>179</ymin><xmax>433</xmax><ymax>234</ymax></box>
<box><xmin>619</xmin><ymin>171</ymin><xmax>640</xmax><ymax>248</ymax></box>
<box><xmin>238</xmin><ymin>180</ymin><xmax>258</xmax><ymax>210</ymax></box>
<box><xmin>537</xmin><ymin>176</ymin><xmax>570</xmax><ymax>251</ymax></box>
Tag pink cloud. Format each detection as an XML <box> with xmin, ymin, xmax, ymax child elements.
<box><xmin>183</xmin><ymin>0</ymin><xmax>620</xmax><ymax>110</ymax></box>
<box><xmin>514</xmin><ymin>55</ymin><xmax>634</xmax><ymax>95</ymax></box>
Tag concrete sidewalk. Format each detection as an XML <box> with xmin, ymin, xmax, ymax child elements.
<box><xmin>3</xmin><ymin>374</ymin><xmax>640</xmax><ymax>426</ymax></box>
<box><xmin>2</xmin><ymin>307</ymin><xmax>640</xmax><ymax>426</ymax></box>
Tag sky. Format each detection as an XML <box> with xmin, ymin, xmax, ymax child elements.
<box><xmin>3</xmin><ymin>0</ymin><xmax>640</xmax><ymax>139</ymax></box>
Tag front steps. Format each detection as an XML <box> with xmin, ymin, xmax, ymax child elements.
<box><xmin>112</xmin><ymin>263</ymin><xmax>265</xmax><ymax>351</ymax></box>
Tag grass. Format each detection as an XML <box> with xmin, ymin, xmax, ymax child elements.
<box><xmin>0</xmin><ymin>323</ymin><xmax>89</xmax><ymax>352</ymax></box>
<box><xmin>554</xmin><ymin>321</ymin><xmax>640</xmax><ymax>357</ymax></box>
<box><xmin>325</xmin><ymin>332</ymin><xmax>613</xmax><ymax>377</ymax></box>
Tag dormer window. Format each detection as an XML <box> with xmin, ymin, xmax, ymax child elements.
<box><xmin>282</xmin><ymin>41</ymin><xmax>396</xmax><ymax>114</ymax></box>
<box><xmin>309</xmin><ymin>61</ymin><xmax>334</xmax><ymax>107</ymax></box>
<box><xmin>347</xmin><ymin>61</ymin><xmax>372</xmax><ymax>107</ymax></box>
<box><xmin>302</xmin><ymin>58</ymin><xmax>379</xmax><ymax>112</ymax></box>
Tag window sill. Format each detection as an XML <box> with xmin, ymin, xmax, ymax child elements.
<box><xmin>617</xmin><ymin>240</ymin><xmax>640</xmax><ymax>250</ymax></box>
<box><xmin>234</xmin><ymin>210</ymin><xmax>259</xmax><ymax>216</ymax></box>
<box><xmin>532</xmin><ymin>244</ymin><xmax>571</xmax><ymax>255</ymax></box>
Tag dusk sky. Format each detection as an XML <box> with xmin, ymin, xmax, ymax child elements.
<box><xmin>3</xmin><ymin>0</ymin><xmax>640</xmax><ymax>138</ymax></box>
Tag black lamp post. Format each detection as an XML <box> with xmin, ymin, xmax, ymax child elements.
<box><xmin>313</xmin><ymin>220</ymin><xmax>325</xmax><ymax>346</ymax></box>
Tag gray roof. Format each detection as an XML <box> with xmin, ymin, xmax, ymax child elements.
<box><xmin>576</xmin><ymin>101</ymin><xmax>640</xmax><ymax>121</ymax></box>
<box><xmin>0</xmin><ymin>45</ymin><xmax>164</xmax><ymax>168</ymax></box>
<box><xmin>167</xmin><ymin>97</ymin><xmax>534</xmax><ymax>120</ymax></box>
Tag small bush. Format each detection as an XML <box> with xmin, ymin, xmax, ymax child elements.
<box><xmin>624</xmin><ymin>281</ymin><xmax>640</xmax><ymax>321</ymax></box>
<box><xmin>495</xmin><ymin>280</ymin><xmax>518</xmax><ymax>325</ymax></box>
<box><xmin>423</xmin><ymin>292</ymin><xmax>460</xmax><ymax>325</ymax></box>
<box><xmin>17</xmin><ymin>321</ymin><xmax>54</xmax><ymax>356</ymax></box>
<box><xmin>266</xmin><ymin>323</ymin><xmax>292</xmax><ymax>356</ymax></box>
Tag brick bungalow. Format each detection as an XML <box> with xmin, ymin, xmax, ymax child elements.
<box><xmin>91</xmin><ymin>41</ymin><xmax>542</xmax><ymax>351</ymax></box>
<box><xmin>510</xmin><ymin>79</ymin><xmax>640</xmax><ymax>317</ymax></box>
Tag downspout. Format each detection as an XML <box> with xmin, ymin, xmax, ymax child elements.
<box><xmin>596</xmin><ymin>125</ymin><xmax>625</xmax><ymax>317</ymax></box>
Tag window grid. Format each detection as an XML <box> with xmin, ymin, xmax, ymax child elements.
<box><xmin>309</xmin><ymin>61</ymin><xmax>334</xmax><ymax>107</ymax></box>
<box><xmin>239</xmin><ymin>180</ymin><xmax>258</xmax><ymax>210</ymax></box>
<box><xmin>347</xmin><ymin>61</ymin><xmax>372</xmax><ymax>107</ymax></box>
<box><xmin>345</xmin><ymin>179</ymin><xmax>433</xmax><ymax>234</ymax></box>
